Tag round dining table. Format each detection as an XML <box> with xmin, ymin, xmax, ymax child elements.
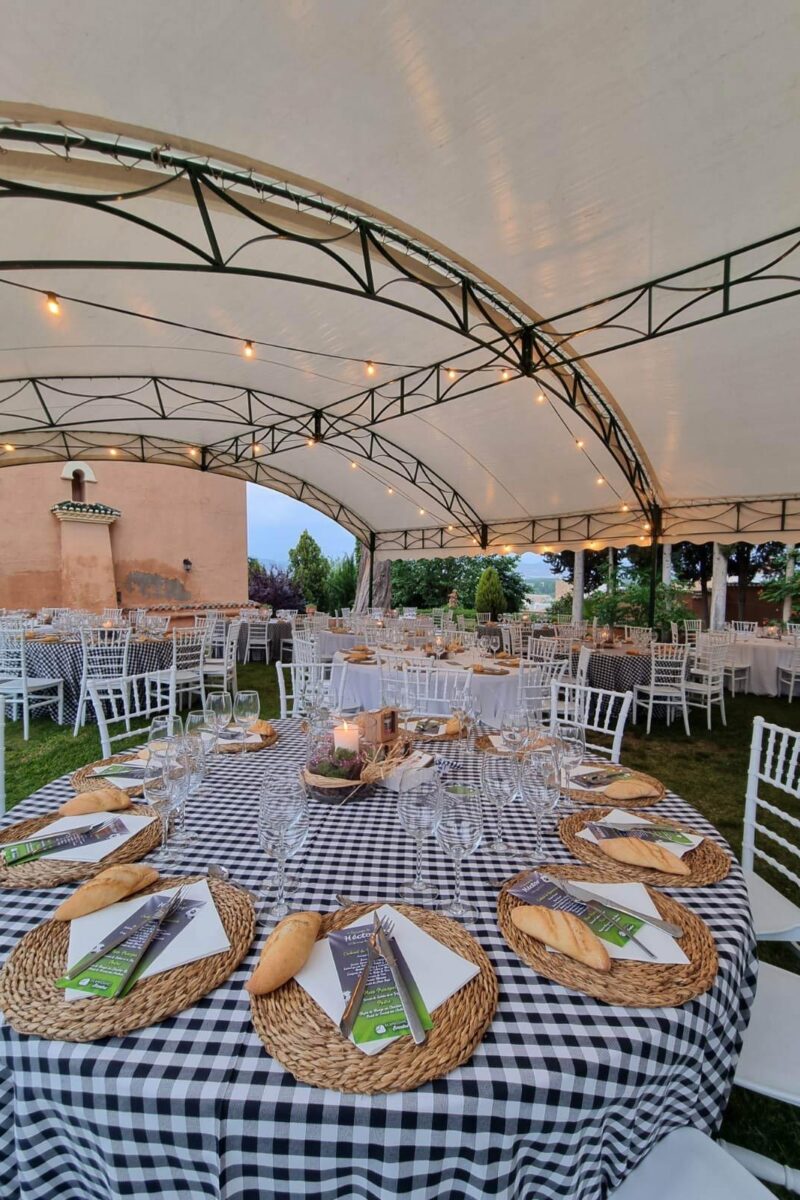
<box><xmin>0</xmin><ymin>720</ymin><xmax>756</xmax><ymax>1200</ymax></box>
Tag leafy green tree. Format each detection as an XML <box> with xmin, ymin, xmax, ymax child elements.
<box><xmin>456</xmin><ymin>555</ymin><xmax>527</xmax><ymax>612</ymax></box>
<box><xmin>542</xmin><ymin>549</ymin><xmax>607</xmax><ymax>591</ymax></box>
<box><xmin>474</xmin><ymin>566</ymin><xmax>506</xmax><ymax>619</ymax></box>
<box><xmin>288</xmin><ymin>530</ymin><xmax>330</xmax><ymax>609</ymax></box>
<box><xmin>390</xmin><ymin>554</ymin><xmax>527</xmax><ymax>612</ymax></box>
<box><xmin>327</xmin><ymin>553</ymin><xmax>358</xmax><ymax>613</ymax></box>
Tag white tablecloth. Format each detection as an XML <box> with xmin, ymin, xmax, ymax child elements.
<box><xmin>338</xmin><ymin>651</ymin><xmax>520</xmax><ymax>724</ymax></box>
<box><xmin>728</xmin><ymin>638</ymin><xmax>795</xmax><ymax>696</ymax></box>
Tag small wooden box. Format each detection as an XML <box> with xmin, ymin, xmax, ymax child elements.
<box><xmin>356</xmin><ymin>707</ymin><xmax>398</xmax><ymax>745</ymax></box>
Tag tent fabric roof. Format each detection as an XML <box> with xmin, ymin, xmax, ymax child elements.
<box><xmin>0</xmin><ymin>0</ymin><xmax>798</xmax><ymax>557</ymax></box>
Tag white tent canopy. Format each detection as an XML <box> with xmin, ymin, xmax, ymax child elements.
<box><xmin>0</xmin><ymin>0</ymin><xmax>798</xmax><ymax>559</ymax></box>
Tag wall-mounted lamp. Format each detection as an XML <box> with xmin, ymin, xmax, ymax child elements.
<box><xmin>182</xmin><ymin>558</ymin><xmax>193</xmax><ymax>573</ymax></box>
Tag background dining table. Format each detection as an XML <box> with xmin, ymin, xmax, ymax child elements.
<box><xmin>0</xmin><ymin>719</ymin><xmax>756</xmax><ymax>1200</ymax></box>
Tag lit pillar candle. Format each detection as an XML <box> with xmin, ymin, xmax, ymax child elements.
<box><xmin>333</xmin><ymin>721</ymin><xmax>360</xmax><ymax>755</ymax></box>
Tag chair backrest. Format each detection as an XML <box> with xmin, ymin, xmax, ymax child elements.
<box><xmin>575</xmin><ymin>644</ymin><xmax>592</xmax><ymax>688</ymax></box>
<box><xmin>275</xmin><ymin>661</ymin><xmax>294</xmax><ymax>719</ymax></box>
<box><xmin>650</xmin><ymin>642</ymin><xmax>689</xmax><ymax>688</ymax></box>
<box><xmin>625</xmin><ymin>625</ymin><xmax>656</xmax><ymax>647</ymax></box>
<box><xmin>729</xmin><ymin>620</ymin><xmax>757</xmax><ymax>634</ymax></box>
<box><xmin>224</xmin><ymin>620</ymin><xmax>242</xmax><ymax>668</ymax></box>
<box><xmin>293</xmin><ymin>634</ymin><xmax>319</xmax><ymax>665</ymax></box>
<box><xmin>787</xmin><ymin>623</ymin><xmax>800</xmax><ymax>637</ymax></box>
<box><xmin>683</xmin><ymin>618</ymin><xmax>704</xmax><ymax>646</ymax></box>
<box><xmin>81</xmin><ymin>627</ymin><xmax>131</xmax><ymax>679</ymax></box>
<box><xmin>171</xmin><ymin>628</ymin><xmax>206</xmax><ymax>672</ymax></box>
<box><xmin>0</xmin><ymin>629</ymin><xmax>26</xmax><ymax>681</ymax></box>
<box><xmin>402</xmin><ymin>662</ymin><xmax>470</xmax><ymax>717</ymax></box>
<box><xmin>500</xmin><ymin>622</ymin><xmax>523</xmax><ymax>656</ymax></box>
<box><xmin>670</xmin><ymin>621</ymin><xmax>680</xmax><ymax>644</ymax></box>
<box><xmin>527</xmin><ymin>637</ymin><xmax>558</xmax><ymax>663</ymax></box>
<box><xmin>551</xmin><ymin>681</ymin><xmax>634</xmax><ymax>763</ymax></box>
<box><xmin>742</xmin><ymin>716</ymin><xmax>800</xmax><ymax>895</ymax></box>
<box><xmin>516</xmin><ymin>658</ymin><xmax>567</xmax><ymax>718</ymax></box>
<box><xmin>476</xmin><ymin>612</ymin><xmax>491</xmax><ymax>623</ymax></box>
<box><xmin>87</xmin><ymin>673</ymin><xmax>166</xmax><ymax>757</ymax></box>
<box><xmin>692</xmin><ymin>639</ymin><xmax>728</xmax><ymax>681</ymax></box>
<box><xmin>102</xmin><ymin>607</ymin><xmax>123</xmax><ymax>621</ymax></box>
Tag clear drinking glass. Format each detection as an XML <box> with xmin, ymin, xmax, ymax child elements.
<box><xmin>205</xmin><ymin>692</ymin><xmax>233</xmax><ymax>751</ymax></box>
<box><xmin>553</xmin><ymin>720</ymin><xmax>586</xmax><ymax>791</ymax></box>
<box><xmin>143</xmin><ymin>738</ymin><xmax>178</xmax><ymax>865</ymax></box>
<box><xmin>148</xmin><ymin>714</ymin><xmax>183</xmax><ymax>755</ymax></box>
<box><xmin>397</xmin><ymin>777</ymin><xmax>443</xmax><ymax>900</ymax></box>
<box><xmin>171</xmin><ymin>734</ymin><xmax>203</xmax><ymax>846</ymax></box>
<box><xmin>519</xmin><ymin>746</ymin><xmax>560</xmax><ymax>865</ymax></box>
<box><xmin>185</xmin><ymin>711</ymin><xmax>216</xmax><ymax>775</ymax></box>
<box><xmin>258</xmin><ymin>775</ymin><xmax>308</xmax><ymax>923</ymax></box>
<box><xmin>436</xmin><ymin>787</ymin><xmax>483</xmax><ymax>919</ymax></box>
<box><xmin>233</xmin><ymin>689</ymin><xmax>260</xmax><ymax>736</ymax></box>
<box><xmin>480</xmin><ymin>752</ymin><xmax>517</xmax><ymax>854</ymax></box>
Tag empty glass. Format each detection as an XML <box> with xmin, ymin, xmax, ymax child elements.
<box><xmin>397</xmin><ymin>777</ymin><xmax>443</xmax><ymax>900</ymax></box>
<box><xmin>436</xmin><ymin>787</ymin><xmax>483</xmax><ymax>919</ymax></box>
<box><xmin>205</xmin><ymin>692</ymin><xmax>233</xmax><ymax>751</ymax></box>
<box><xmin>553</xmin><ymin>720</ymin><xmax>586</xmax><ymax>791</ymax></box>
<box><xmin>519</xmin><ymin>746</ymin><xmax>560</xmax><ymax>865</ymax></box>
<box><xmin>171</xmin><ymin>735</ymin><xmax>204</xmax><ymax>846</ymax></box>
<box><xmin>258</xmin><ymin>774</ymin><xmax>309</xmax><ymax>923</ymax></box>
<box><xmin>143</xmin><ymin>738</ymin><xmax>178</xmax><ymax>865</ymax></box>
<box><xmin>233</xmin><ymin>690</ymin><xmax>260</xmax><ymax>737</ymax></box>
<box><xmin>148</xmin><ymin>714</ymin><xmax>183</xmax><ymax>756</ymax></box>
<box><xmin>480</xmin><ymin>752</ymin><xmax>517</xmax><ymax>855</ymax></box>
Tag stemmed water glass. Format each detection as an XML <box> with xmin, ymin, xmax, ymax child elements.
<box><xmin>233</xmin><ymin>690</ymin><xmax>260</xmax><ymax>737</ymax></box>
<box><xmin>480</xmin><ymin>752</ymin><xmax>517</xmax><ymax>855</ymax></box>
<box><xmin>553</xmin><ymin>720</ymin><xmax>586</xmax><ymax>793</ymax></box>
<box><xmin>436</xmin><ymin>786</ymin><xmax>483</xmax><ymax>919</ymax></box>
<box><xmin>519</xmin><ymin>745</ymin><xmax>560</xmax><ymax>865</ymax></box>
<box><xmin>258</xmin><ymin>773</ymin><xmax>309</xmax><ymax>923</ymax></box>
<box><xmin>148</xmin><ymin>714</ymin><xmax>183</xmax><ymax>753</ymax></box>
<box><xmin>397</xmin><ymin>777</ymin><xmax>443</xmax><ymax>900</ymax></box>
<box><xmin>205</xmin><ymin>692</ymin><xmax>233</xmax><ymax>752</ymax></box>
<box><xmin>171</xmin><ymin>734</ymin><xmax>204</xmax><ymax>846</ymax></box>
<box><xmin>185</xmin><ymin>711</ymin><xmax>216</xmax><ymax>776</ymax></box>
<box><xmin>143</xmin><ymin>737</ymin><xmax>179</xmax><ymax>865</ymax></box>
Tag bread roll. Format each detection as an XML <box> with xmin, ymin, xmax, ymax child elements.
<box><xmin>511</xmin><ymin>904</ymin><xmax>610</xmax><ymax>972</ymax></box>
<box><xmin>58</xmin><ymin>788</ymin><xmax>132</xmax><ymax>816</ymax></box>
<box><xmin>245</xmin><ymin>911</ymin><xmax>322</xmax><ymax>995</ymax></box>
<box><xmin>603</xmin><ymin>777</ymin><xmax>660</xmax><ymax>802</ymax></box>
<box><xmin>444</xmin><ymin>716</ymin><xmax>462</xmax><ymax>737</ymax></box>
<box><xmin>53</xmin><ymin>864</ymin><xmax>159</xmax><ymax>920</ymax></box>
<box><xmin>250</xmin><ymin>719</ymin><xmax>275</xmax><ymax>737</ymax></box>
<box><xmin>596</xmin><ymin>836</ymin><xmax>691</xmax><ymax>876</ymax></box>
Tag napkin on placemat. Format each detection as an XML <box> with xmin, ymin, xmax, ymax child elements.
<box><xmin>508</xmin><ymin>872</ymin><xmax>688</xmax><ymax>965</ymax></box>
<box><xmin>577</xmin><ymin>809</ymin><xmax>703</xmax><ymax>858</ymax></box>
<box><xmin>91</xmin><ymin>759</ymin><xmax>149</xmax><ymax>791</ymax></box>
<box><xmin>59</xmin><ymin>879</ymin><xmax>230</xmax><ymax>1001</ymax></box>
<box><xmin>1</xmin><ymin>812</ymin><xmax>155</xmax><ymax>866</ymax></box>
<box><xmin>294</xmin><ymin>904</ymin><xmax>479</xmax><ymax>1055</ymax></box>
<box><xmin>216</xmin><ymin>727</ymin><xmax>263</xmax><ymax>746</ymax></box>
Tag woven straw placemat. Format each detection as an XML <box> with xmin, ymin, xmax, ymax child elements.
<box><xmin>566</xmin><ymin>768</ymin><xmax>665</xmax><ymax>807</ymax></box>
<box><xmin>559</xmin><ymin>809</ymin><xmax>731</xmax><ymax>888</ymax></box>
<box><xmin>497</xmin><ymin>864</ymin><xmax>718</xmax><ymax>1007</ymax></box>
<box><xmin>217</xmin><ymin>728</ymin><xmax>279</xmax><ymax>754</ymax></box>
<box><xmin>250</xmin><ymin>902</ymin><xmax>498</xmax><ymax>1093</ymax></box>
<box><xmin>0</xmin><ymin>807</ymin><xmax>161</xmax><ymax>890</ymax></box>
<box><xmin>0</xmin><ymin>875</ymin><xmax>254</xmax><ymax>1041</ymax></box>
<box><xmin>71</xmin><ymin>753</ymin><xmax>144</xmax><ymax>798</ymax></box>
<box><xmin>474</xmin><ymin>733</ymin><xmax>553</xmax><ymax>755</ymax></box>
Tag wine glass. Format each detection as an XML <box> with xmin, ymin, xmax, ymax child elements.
<box><xmin>553</xmin><ymin>720</ymin><xmax>586</xmax><ymax>792</ymax></box>
<box><xmin>436</xmin><ymin>786</ymin><xmax>483</xmax><ymax>919</ymax></box>
<box><xmin>233</xmin><ymin>690</ymin><xmax>260</xmax><ymax>737</ymax></box>
<box><xmin>489</xmin><ymin>634</ymin><xmax>501</xmax><ymax>659</ymax></box>
<box><xmin>519</xmin><ymin>746</ymin><xmax>560</xmax><ymax>865</ymax></box>
<box><xmin>171</xmin><ymin>735</ymin><xmax>203</xmax><ymax>846</ymax></box>
<box><xmin>205</xmin><ymin>692</ymin><xmax>233</xmax><ymax>751</ymax></box>
<box><xmin>397</xmin><ymin>777</ymin><xmax>443</xmax><ymax>900</ymax></box>
<box><xmin>143</xmin><ymin>738</ymin><xmax>178</xmax><ymax>865</ymax></box>
<box><xmin>480</xmin><ymin>752</ymin><xmax>517</xmax><ymax>855</ymax></box>
<box><xmin>501</xmin><ymin>706</ymin><xmax>530</xmax><ymax>754</ymax></box>
<box><xmin>258</xmin><ymin>774</ymin><xmax>308</xmax><ymax>923</ymax></box>
<box><xmin>185</xmin><ymin>711</ymin><xmax>216</xmax><ymax>775</ymax></box>
<box><xmin>148</xmin><ymin>714</ymin><xmax>183</xmax><ymax>756</ymax></box>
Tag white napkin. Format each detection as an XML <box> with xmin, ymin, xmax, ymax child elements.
<box><xmin>294</xmin><ymin>903</ymin><xmax>479</xmax><ymax>1055</ymax></box>
<box><xmin>63</xmin><ymin>879</ymin><xmax>231</xmax><ymax>1001</ymax></box>
<box><xmin>577</xmin><ymin>808</ymin><xmax>703</xmax><ymax>859</ymax></box>
<box><xmin>33</xmin><ymin>812</ymin><xmax>156</xmax><ymax>863</ymax></box>
<box><xmin>550</xmin><ymin>880</ymin><xmax>689</xmax><ymax>964</ymax></box>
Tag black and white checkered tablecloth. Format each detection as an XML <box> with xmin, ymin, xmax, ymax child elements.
<box><xmin>24</xmin><ymin>639</ymin><xmax>173</xmax><ymax>725</ymax></box>
<box><xmin>0</xmin><ymin>720</ymin><xmax>757</xmax><ymax>1200</ymax></box>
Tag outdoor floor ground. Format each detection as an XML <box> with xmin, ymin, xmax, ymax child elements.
<box><xmin>3</xmin><ymin>665</ymin><xmax>799</xmax><ymax>1195</ymax></box>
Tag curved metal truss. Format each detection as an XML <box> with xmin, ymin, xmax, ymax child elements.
<box><xmin>0</xmin><ymin>118</ymin><xmax>659</xmax><ymax>516</ymax></box>
<box><xmin>0</xmin><ymin>375</ymin><xmax>484</xmax><ymax>536</ymax></box>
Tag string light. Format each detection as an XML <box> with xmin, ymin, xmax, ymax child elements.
<box><xmin>446</xmin><ymin>368</ymin><xmax>457</xmax><ymax>381</ymax></box>
<box><xmin>501</xmin><ymin>368</ymin><xmax>510</xmax><ymax>381</ymax></box>
<box><xmin>448</xmin><ymin>524</ymin><xmax>454</xmax><ymax>531</ymax></box>
<box><xmin>536</xmin><ymin>392</ymin><xmax>546</xmax><ymax>404</ymax></box>
<box><xmin>251</xmin><ymin>442</ymin><xmax>261</xmax><ymax>455</ymax></box>
<box><xmin>45</xmin><ymin>292</ymin><xmax>60</xmax><ymax>316</ymax></box>
<box><xmin>366</xmin><ymin>361</ymin><xmax>375</xmax><ymax>376</ymax></box>
<box><xmin>387</xmin><ymin>487</ymin><xmax>393</xmax><ymax>495</ymax></box>
<box><xmin>419</xmin><ymin>508</ymin><xmax>425</xmax><ymax>515</ymax></box>
<box><xmin>596</xmin><ymin>476</ymin><xmax>605</xmax><ymax>485</ymax></box>
<box><xmin>188</xmin><ymin>447</ymin><xmax>197</xmax><ymax>457</ymax></box>
<box><xmin>109</xmin><ymin>448</ymin><xmax>118</xmax><ymax>456</ymax></box>
<box><xmin>621</xmin><ymin>503</ymin><xmax>630</xmax><ymax>512</ymax></box>
<box><xmin>306</xmin><ymin>437</ymin><xmax>315</xmax><ymax>446</ymax></box>
<box><xmin>3</xmin><ymin>443</ymin><xmax>15</xmax><ymax>452</ymax></box>
<box><xmin>576</xmin><ymin>439</ymin><xmax>585</xmax><ymax>449</ymax></box>
<box><xmin>243</xmin><ymin>340</ymin><xmax>254</xmax><ymax>359</ymax></box>
<box><xmin>350</xmin><ymin>461</ymin><xmax>358</xmax><ymax>469</ymax></box>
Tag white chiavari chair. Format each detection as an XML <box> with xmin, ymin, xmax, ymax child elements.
<box><xmin>633</xmin><ymin>644</ymin><xmax>690</xmax><ymax>736</ymax></box>
<box><xmin>203</xmin><ymin>619</ymin><xmax>241</xmax><ymax>695</ymax></box>
<box><xmin>670</xmin><ymin>621</ymin><xmax>680</xmax><ymax>644</ymax></box>
<box><xmin>787</xmin><ymin>623</ymin><xmax>800</xmax><ymax>637</ymax></box>
<box><xmin>610</xmin><ymin>1127</ymin><xmax>777</xmax><ymax>1199</ymax></box>
<box><xmin>729</xmin><ymin>620</ymin><xmax>758</xmax><ymax>635</ymax></box>
<box><xmin>73</xmin><ymin>627</ymin><xmax>131</xmax><ymax>736</ymax></box>
<box><xmin>742</xmin><ymin>716</ymin><xmax>800</xmax><ymax>943</ymax></box>
<box><xmin>404</xmin><ymin>661</ymin><xmax>471</xmax><ymax>718</ymax></box>
<box><xmin>102</xmin><ymin>607</ymin><xmax>123</xmax><ymax>622</ymax></box>
<box><xmin>515</xmin><ymin>658</ymin><xmax>567</xmax><ymax>723</ymax></box>
<box><xmin>526</xmin><ymin>636</ymin><xmax>558</xmax><ymax>663</ymax></box>
<box><xmin>683</xmin><ymin>618</ymin><xmax>703</xmax><ymax>647</ymax></box>
<box><xmin>684</xmin><ymin>639</ymin><xmax>728</xmax><ymax>729</ymax></box>
<box><xmin>551</xmin><ymin>681</ymin><xmax>633</xmax><ymax>763</ymax></box>
<box><xmin>777</xmin><ymin>637</ymin><xmax>800</xmax><ymax>702</ymax></box>
<box><xmin>146</xmin><ymin>628</ymin><xmax>207</xmax><ymax>715</ymax></box>
<box><xmin>245</xmin><ymin>618</ymin><xmax>269</xmax><ymax>663</ymax></box>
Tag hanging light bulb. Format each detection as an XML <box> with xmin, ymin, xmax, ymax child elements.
<box><xmin>350</xmin><ymin>461</ymin><xmax>358</xmax><ymax>469</ymax></box>
<box><xmin>576</xmin><ymin>439</ymin><xmax>585</xmax><ymax>449</ymax></box>
<box><xmin>109</xmin><ymin>447</ymin><xmax>118</xmax><ymax>457</ymax></box>
<box><xmin>446</xmin><ymin>368</ymin><xmax>457</xmax><ymax>381</ymax></box>
<box><xmin>243</xmin><ymin>340</ymin><xmax>254</xmax><ymax>359</ymax></box>
<box><xmin>366</xmin><ymin>361</ymin><xmax>376</xmax><ymax>376</ymax></box>
<box><xmin>45</xmin><ymin>292</ymin><xmax>60</xmax><ymax>316</ymax></box>
<box><xmin>501</xmin><ymin>368</ymin><xmax>510</xmax><ymax>381</ymax></box>
<box><xmin>3</xmin><ymin>443</ymin><xmax>15</xmax><ymax>452</ymax></box>
<box><xmin>596</xmin><ymin>477</ymin><xmax>605</xmax><ymax>485</ymax></box>
<box><xmin>307</xmin><ymin>438</ymin><xmax>315</xmax><ymax>446</ymax></box>
<box><xmin>448</xmin><ymin>524</ymin><xmax>454</xmax><ymax>531</ymax></box>
<box><xmin>621</xmin><ymin>503</ymin><xmax>630</xmax><ymax>512</ymax></box>
<box><xmin>536</xmin><ymin>392</ymin><xmax>546</xmax><ymax>404</ymax></box>
<box><xmin>387</xmin><ymin>487</ymin><xmax>393</xmax><ymax>495</ymax></box>
<box><xmin>188</xmin><ymin>447</ymin><xmax>198</xmax><ymax>457</ymax></box>
<box><xmin>419</xmin><ymin>508</ymin><xmax>425</xmax><ymax>515</ymax></box>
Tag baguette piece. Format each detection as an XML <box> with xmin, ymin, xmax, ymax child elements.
<box><xmin>596</xmin><ymin>836</ymin><xmax>691</xmax><ymax>876</ymax></box>
<box><xmin>245</xmin><ymin>911</ymin><xmax>322</xmax><ymax>995</ymax></box>
<box><xmin>511</xmin><ymin>904</ymin><xmax>611</xmax><ymax>972</ymax></box>
<box><xmin>53</xmin><ymin>864</ymin><xmax>159</xmax><ymax>921</ymax></box>
<box><xmin>603</xmin><ymin>777</ymin><xmax>660</xmax><ymax>802</ymax></box>
<box><xmin>58</xmin><ymin>788</ymin><xmax>132</xmax><ymax>816</ymax></box>
<box><xmin>250</xmin><ymin>719</ymin><xmax>275</xmax><ymax>738</ymax></box>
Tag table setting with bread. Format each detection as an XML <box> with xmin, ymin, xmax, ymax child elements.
<box><xmin>0</xmin><ymin>714</ymin><xmax>756</xmax><ymax>1200</ymax></box>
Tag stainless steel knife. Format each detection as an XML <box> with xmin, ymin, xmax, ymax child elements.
<box><xmin>543</xmin><ymin>874</ymin><xmax>684</xmax><ymax>938</ymax></box>
<box><xmin>375</xmin><ymin>923</ymin><xmax>427</xmax><ymax>1045</ymax></box>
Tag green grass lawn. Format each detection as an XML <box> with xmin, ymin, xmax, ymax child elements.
<box><xmin>2</xmin><ymin>669</ymin><xmax>798</xmax><ymax>1191</ymax></box>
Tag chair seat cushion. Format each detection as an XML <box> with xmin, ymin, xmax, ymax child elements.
<box><xmin>610</xmin><ymin>1127</ymin><xmax>773</xmax><ymax>1199</ymax></box>
<box><xmin>745</xmin><ymin>870</ymin><xmax>800</xmax><ymax>939</ymax></box>
<box><xmin>734</xmin><ymin>962</ymin><xmax>800</xmax><ymax>1106</ymax></box>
